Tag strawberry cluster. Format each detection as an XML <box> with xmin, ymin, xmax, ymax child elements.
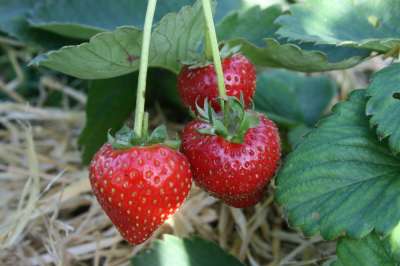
<box><xmin>88</xmin><ymin>0</ymin><xmax>280</xmax><ymax>246</ymax></box>
<box><xmin>88</xmin><ymin>53</ymin><xmax>281</xmax><ymax>245</ymax></box>
<box><xmin>178</xmin><ymin>54</ymin><xmax>281</xmax><ymax>208</ymax></box>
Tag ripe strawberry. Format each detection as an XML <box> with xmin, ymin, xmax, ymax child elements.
<box><xmin>222</xmin><ymin>189</ymin><xmax>264</xmax><ymax>208</ymax></box>
<box><xmin>178</xmin><ymin>54</ymin><xmax>256</xmax><ymax>112</ymax></box>
<box><xmin>181</xmin><ymin>113</ymin><xmax>280</xmax><ymax>208</ymax></box>
<box><xmin>89</xmin><ymin>143</ymin><xmax>192</xmax><ymax>244</ymax></box>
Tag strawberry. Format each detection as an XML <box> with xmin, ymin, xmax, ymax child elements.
<box><xmin>181</xmin><ymin>98</ymin><xmax>280</xmax><ymax>208</ymax></box>
<box><xmin>178</xmin><ymin>54</ymin><xmax>256</xmax><ymax>112</ymax></box>
<box><xmin>222</xmin><ymin>189</ymin><xmax>264</xmax><ymax>208</ymax></box>
<box><xmin>89</xmin><ymin>140</ymin><xmax>192</xmax><ymax>244</ymax></box>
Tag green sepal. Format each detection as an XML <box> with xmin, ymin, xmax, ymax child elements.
<box><xmin>198</xmin><ymin>126</ymin><xmax>216</xmax><ymax>135</ymax></box>
<box><xmin>196</xmin><ymin>98</ymin><xmax>211</xmax><ymax>121</ymax></box>
<box><xmin>148</xmin><ymin>125</ymin><xmax>168</xmax><ymax>144</ymax></box>
<box><xmin>180</xmin><ymin>57</ymin><xmax>213</xmax><ymax>69</ymax></box>
<box><xmin>219</xmin><ymin>44</ymin><xmax>241</xmax><ymax>59</ymax></box>
<box><xmin>108</xmin><ymin>123</ymin><xmax>181</xmax><ymax>150</ymax></box>
<box><xmin>213</xmin><ymin>119</ymin><xmax>229</xmax><ymax>137</ymax></box>
<box><xmin>188</xmin><ymin>107</ymin><xmax>197</xmax><ymax>118</ymax></box>
<box><xmin>108</xmin><ymin>126</ymin><xmax>135</xmax><ymax>149</ymax></box>
<box><xmin>231</xmin><ymin>111</ymin><xmax>259</xmax><ymax>143</ymax></box>
<box><xmin>195</xmin><ymin>96</ymin><xmax>260</xmax><ymax>143</ymax></box>
<box><xmin>227</xmin><ymin>96</ymin><xmax>244</xmax><ymax>121</ymax></box>
<box><xmin>164</xmin><ymin>139</ymin><xmax>181</xmax><ymax>150</ymax></box>
<box><xmin>181</xmin><ymin>44</ymin><xmax>242</xmax><ymax>69</ymax></box>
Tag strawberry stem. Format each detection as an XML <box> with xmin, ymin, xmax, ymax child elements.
<box><xmin>201</xmin><ymin>0</ymin><xmax>227</xmax><ymax>110</ymax></box>
<box><xmin>204</xmin><ymin>25</ymin><xmax>213</xmax><ymax>60</ymax></box>
<box><xmin>133</xmin><ymin>0</ymin><xmax>157</xmax><ymax>137</ymax></box>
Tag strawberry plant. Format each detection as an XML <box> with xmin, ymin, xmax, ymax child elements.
<box><xmin>2</xmin><ymin>0</ymin><xmax>400</xmax><ymax>265</ymax></box>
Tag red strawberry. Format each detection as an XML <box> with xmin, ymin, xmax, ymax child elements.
<box><xmin>89</xmin><ymin>144</ymin><xmax>192</xmax><ymax>244</ymax></box>
<box><xmin>222</xmin><ymin>189</ymin><xmax>264</xmax><ymax>208</ymax></box>
<box><xmin>178</xmin><ymin>54</ymin><xmax>256</xmax><ymax>112</ymax></box>
<box><xmin>181</xmin><ymin>114</ymin><xmax>280</xmax><ymax>208</ymax></box>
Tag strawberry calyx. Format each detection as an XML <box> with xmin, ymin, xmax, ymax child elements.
<box><xmin>195</xmin><ymin>96</ymin><xmax>259</xmax><ymax>143</ymax></box>
<box><xmin>108</xmin><ymin>113</ymin><xmax>180</xmax><ymax>150</ymax></box>
<box><xmin>180</xmin><ymin>44</ymin><xmax>241</xmax><ymax>69</ymax></box>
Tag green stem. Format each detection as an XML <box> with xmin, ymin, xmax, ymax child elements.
<box><xmin>204</xmin><ymin>25</ymin><xmax>212</xmax><ymax>60</ymax></box>
<box><xmin>133</xmin><ymin>0</ymin><xmax>157</xmax><ymax>137</ymax></box>
<box><xmin>201</xmin><ymin>0</ymin><xmax>226</xmax><ymax>110</ymax></box>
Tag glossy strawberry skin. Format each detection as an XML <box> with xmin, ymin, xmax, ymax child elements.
<box><xmin>178</xmin><ymin>54</ymin><xmax>256</xmax><ymax>112</ymax></box>
<box><xmin>181</xmin><ymin>114</ymin><xmax>280</xmax><ymax>207</ymax></box>
<box><xmin>222</xmin><ymin>189</ymin><xmax>264</xmax><ymax>208</ymax></box>
<box><xmin>89</xmin><ymin>144</ymin><xmax>192</xmax><ymax>244</ymax></box>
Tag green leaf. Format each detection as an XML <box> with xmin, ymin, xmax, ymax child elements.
<box><xmin>332</xmin><ymin>233</ymin><xmax>398</xmax><ymax>266</ymax></box>
<box><xmin>0</xmin><ymin>0</ymin><xmax>78</xmax><ymax>49</ymax></box>
<box><xmin>231</xmin><ymin>39</ymin><xmax>370</xmax><ymax>72</ymax></box>
<box><xmin>288</xmin><ymin>124</ymin><xmax>312</xmax><ymax>148</ymax></box>
<box><xmin>78</xmin><ymin>74</ymin><xmax>137</xmax><ymax>164</ymax></box>
<box><xmin>214</xmin><ymin>0</ymin><xmax>244</xmax><ymax>22</ymax></box>
<box><xmin>29</xmin><ymin>0</ymin><xmax>195</xmax><ymax>39</ymax></box>
<box><xmin>390</xmin><ymin>222</ymin><xmax>400</xmax><ymax>261</ymax></box>
<box><xmin>29</xmin><ymin>0</ymin><xmax>243</xmax><ymax>40</ymax></box>
<box><xmin>0</xmin><ymin>0</ymin><xmax>35</xmax><ymax>37</ymax></box>
<box><xmin>276</xmin><ymin>90</ymin><xmax>400</xmax><ymax>240</ymax></box>
<box><xmin>254</xmin><ymin>69</ymin><xmax>337</xmax><ymax>127</ymax></box>
<box><xmin>217</xmin><ymin>5</ymin><xmax>371</xmax><ymax>72</ymax></box>
<box><xmin>131</xmin><ymin>235</ymin><xmax>244</xmax><ymax>266</ymax></box>
<box><xmin>30</xmin><ymin>1</ymin><xmax>205</xmax><ymax>79</ymax></box>
<box><xmin>366</xmin><ymin>63</ymin><xmax>400</xmax><ymax>154</ymax></box>
<box><xmin>276</xmin><ymin>0</ymin><xmax>400</xmax><ymax>53</ymax></box>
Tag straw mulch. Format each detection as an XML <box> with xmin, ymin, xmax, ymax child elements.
<box><xmin>0</xmin><ymin>42</ymin><xmax>388</xmax><ymax>266</ymax></box>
